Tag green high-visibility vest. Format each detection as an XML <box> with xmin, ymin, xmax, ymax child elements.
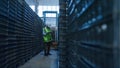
<box><xmin>43</xmin><ymin>27</ymin><xmax>52</xmax><ymax>42</ymax></box>
<box><xmin>44</xmin><ymin>27</ymin><xmax>52</xmax><ymax>33</ymax></box>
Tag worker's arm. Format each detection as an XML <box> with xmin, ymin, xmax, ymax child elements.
<box><xmin>43</xmin><ymin>29</ymin><xmax>46</xmax><ymax>35</ymax></box>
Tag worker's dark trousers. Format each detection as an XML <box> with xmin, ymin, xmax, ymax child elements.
<box><xmin>44</xmin><ymin>42</ymin><xmax>52</xmax><ymax>55</ymax></box>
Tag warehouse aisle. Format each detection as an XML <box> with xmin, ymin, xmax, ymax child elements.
<box><xmin>19</xmin><ymin>50</ymin><xmax>58</xmax><ymax>68</ymax></box>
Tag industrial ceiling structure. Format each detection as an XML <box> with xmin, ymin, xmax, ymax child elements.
<box><xmin>25</xmin><ymin>0</ymin><xmax>59</xmax><ymax>17</ymax></box>
<box><xmin>25</xmin><ymin>0</ymin><xmax>59</xmax><ymax>27</ymax></box>
<box><xmin>25</xmin><ymin>0</ymin><xmax>59</xmax><ymax>6</ymax></box>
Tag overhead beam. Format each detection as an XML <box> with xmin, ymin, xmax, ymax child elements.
<box><xmin>34</xmin><ymin>0</ymin><xmax>39</xmax><ymax>14</ymax></box>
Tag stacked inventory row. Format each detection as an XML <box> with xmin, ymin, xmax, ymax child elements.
<box><xmin>66</xmin><ymin>0</ymin><xmax>118</xmax><ymax>68</ymax></box>
<box><xmin>58</xmin><ymin>0</ymin><xmax>68</xmax><ymax>68</ymax></box>
<box><xmin>0</xmin><ymin>0</ymin><xmax>43</xmax><ymax>68</ymax></box>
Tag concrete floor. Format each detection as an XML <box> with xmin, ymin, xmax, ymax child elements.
<box><xmin>19</xmin><ymin>50</ymin><xmax>58</xmax><ymax>68</ymax></box>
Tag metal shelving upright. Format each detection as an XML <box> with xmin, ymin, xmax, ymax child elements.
<box><xmin>59</xmin><ymin>0</ymin><xmax>120</xmax><ymax>68</ymax></box>
<box><xmin>58</xmin><ymin>0</ymin><xmax>68</xmax><ymax>68</ymax></box>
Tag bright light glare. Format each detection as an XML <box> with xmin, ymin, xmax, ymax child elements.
<box><xmin>30</xmin><ymin>5</ymin><xmax>35</xmax><ymax>12</ymax></box>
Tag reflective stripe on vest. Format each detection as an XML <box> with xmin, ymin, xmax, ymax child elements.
<box><xmin>44</xmin><ymin>27</ymin><xmax>51</xmax><ymax>33</ymax></box>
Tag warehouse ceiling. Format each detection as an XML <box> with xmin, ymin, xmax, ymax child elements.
<box><xmin>25</xmin><ymin>0</ymin><xmax>36</xmax><ymax>5</ymax></box>
<box><xmin>25</xmin><ymin>0</ymin><xmax>59</xmax><ymax>17</ymax></box>
<box><xmin>25</xmin><ymin>0</ymin><xmax>59</xmax><ymax>27</ymax></box>
<box><xmin>39</xmin><ymin>0</ymin><xmax>59</xmax><ymax>6</ymax></box>
<box><xmin>25</xmin><ymin>0</ymin><xmax>59</xmax><ymax>6</ymax></box>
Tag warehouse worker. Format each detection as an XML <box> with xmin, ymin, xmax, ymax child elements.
<box><xmin>43</xmin><ymin>25</ymin><xmax>53</xmax><ymax>56</ymax></box>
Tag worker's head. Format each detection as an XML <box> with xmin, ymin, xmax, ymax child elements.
<box><xmin>46</xmin><ymin>26</ymin><xmax>50</xmax><ymax>29</ymax></box>
<box><xmin>42</xmin><ymin>24</ymin><xmax>46</xmax><ymax>27</ymax></box>
<box><xmin>43</xmin><ymin>24</ymin><xmax>47</xmax><ymax>27</ymax></box>
<box><xmin>44</xmin><ymin>24</ymin><xmax>49</xmax><ymax>28</ymax></box>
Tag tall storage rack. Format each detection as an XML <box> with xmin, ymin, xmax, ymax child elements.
<box><xmin>59</xmin><ymin>0</ymin><xmax>120</xmax><ymax>68</ymax></box>
<box><xmin>0</xmin><ymin>0</ymin><xmax>43</xmax><ymax>68</ymax></box>
<box><xmin>58</xmin><ymin>0</ymin><xmax>68</xmax><ymax>68</ymax></box>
